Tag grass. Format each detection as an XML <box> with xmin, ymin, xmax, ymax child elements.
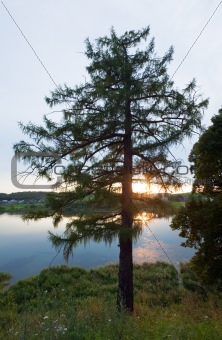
<box><xmin>170</xmin><ymin>201</ymin><xmax>184</xmax><ymax>209</ymax></box>
<box><xmin>1</xmin><ymin>262</ymin><xmax>222</xmax><ymax>339</ymax></box>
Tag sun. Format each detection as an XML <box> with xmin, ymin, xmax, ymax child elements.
<box><xmin>114</xmin><ymin>175</ymin><xmax>188</xmax><ymax>194</ymax></box>
<box><xmin>132</xmin><ymin>179</ymin><xmax>149</xmax><ymax>193</ymax></box>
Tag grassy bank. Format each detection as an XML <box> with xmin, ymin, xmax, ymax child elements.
<box><xmin>1</xmin><ymin>262</ymin><xmax>222</xmax><ymax>339</ymax></box>
<box><xmin>0</xmin><ymin>203</ymin><xmax>46</xmax><ymax>214</ymax></box>
<box><xmin>0</xmin><ymin>201</ymin><xmax>178</xmax><ymax>216</ymax></box>
<box><xmin>0</xmin><ymin>191</ymin><xmax>185</xmax><ymax>216</ymax></box>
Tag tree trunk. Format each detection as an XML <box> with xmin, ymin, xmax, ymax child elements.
<box><xmin>117</xmin><ymin>206</ymin><xmax>133</xmax><ymax>312</ymax></box>
<box><xmin>117</xmin><ymin>99</ymin><xmax>134</xmax><ymax>313</ymax></box>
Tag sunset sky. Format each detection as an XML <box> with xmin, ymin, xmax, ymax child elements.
<box><xmin>1</xmin><ymin>0</ymin><xmax>222</xmax><ymax>193</ymax></box>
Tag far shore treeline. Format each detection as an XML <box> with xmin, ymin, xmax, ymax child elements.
<box><xmin>0</xmin><ymin>191</ymin><xmax>47</xmax><ymax>201</ymax></box>
<box><xmin>0</xmin><ymin>191</ymin><xmax>190</xmax><ymax>202</ymax></box>
<box><xmin>0</xmin><ymin>191</ymin><xmax>189</xmax><ymax>215</ymax></box>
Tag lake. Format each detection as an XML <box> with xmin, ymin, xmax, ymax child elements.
<box><xmin>0</xmin><ymin>213</ymin><xmax>195</xmax><ymax>285</ymax></box>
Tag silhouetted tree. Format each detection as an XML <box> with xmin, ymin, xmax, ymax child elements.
<box><xmin>14</xmin><ymin>27</ymin><xmax>208</xmax><ymax>311</ymax></box>
<box><xmin>171</xmin><ymin>110</ymin><xmax>222</xmax><ymax>284</ymax></box>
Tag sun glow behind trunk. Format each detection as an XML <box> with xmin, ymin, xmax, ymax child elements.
<box><xmin>112</xmin><ymin>176</ymin><xmax>192</xmax><ymax>195</ymax></box>
<box><xmin>132</xmin><ymin>178</ymin><xmax>149</xmax><ymax>193</ymax></box>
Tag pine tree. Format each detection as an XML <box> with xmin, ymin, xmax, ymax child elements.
<box><xmin>14</xmin><ymin>27</ymin><xmax>208</xmax><ymax>312</ymax></box>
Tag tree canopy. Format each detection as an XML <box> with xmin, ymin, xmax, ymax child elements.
<box><xmin>171</xmin><ymin>110</ymin><xmax>222</xmax><ymax>285</ymax></box>
<box><xmin>14</xmin><ymin>26</ymin><xmax>208</xmax><ymax>311</ymax></box>
<box><xmin>189</xmin><ymin>109</ymin><xmax>222</xmax><ymax>196</ymax></box>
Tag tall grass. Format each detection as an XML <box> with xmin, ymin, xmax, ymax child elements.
<box><xmin>1</xmin><ymin>262</ymin><xmax>222</xmax><ymax>339</ymax></box>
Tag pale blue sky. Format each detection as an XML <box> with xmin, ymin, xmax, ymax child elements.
<box><xmin>1</xmin><ymin>0</ymin><xmax>222</xmax><ymax>193</ymax></box>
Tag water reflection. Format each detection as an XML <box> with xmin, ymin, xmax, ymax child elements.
<box><xmin>0</xmin><ymin>213</ymin><xmax>195</xmax><ymax>284</ymax></box>
<box><xmin>135</xmin><ymin>212</ymin><xmax>158</xmax><ymax>222</ymax></box>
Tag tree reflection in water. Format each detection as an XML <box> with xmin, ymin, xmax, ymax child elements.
<box><xmin>49</xmin><ymin>197</ymin><xmax>175</xmax><ymax>261</ymax></box>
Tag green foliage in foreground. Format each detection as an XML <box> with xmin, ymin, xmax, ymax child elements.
<box><xmin>1</xmin><ymin>262</ymin><xmax>222</xmax><ymax>339</ymax></box>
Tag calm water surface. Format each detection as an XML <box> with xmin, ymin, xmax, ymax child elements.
<box><xmin>0</xmin><ymin>213</ymin><xmax>195</xmax><ymax>284</ymax></box>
